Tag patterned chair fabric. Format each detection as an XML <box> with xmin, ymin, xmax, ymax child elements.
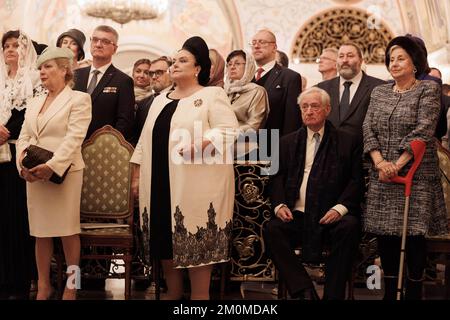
<box><xmin>81</xmin><ymin>132</ymin><xmax>133</xmax><ymax>219</ymax></box>
<box><xmin>436</xmin><ymin>140</ymin><xmax>450</xmax><ymax>220</ymax></box>
<box><xmin>426</xmin><ymin>141</ymin><xmax>450</xmax><ymax>299</ymax></box>
<box><xmin>55</xmin><ymin>125</ymin><xmax>135</xmax><ymax>299</ymax></box>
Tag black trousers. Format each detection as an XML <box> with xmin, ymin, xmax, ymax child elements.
<box><xmin>377</xmin><ymin>235</ymin><xmax>426</xmax><ymax>300</ymax></box>
<box><xmin>263</xmin><ymin>213</ymin><xmax>360</xmax><ymax>300</ymax></box>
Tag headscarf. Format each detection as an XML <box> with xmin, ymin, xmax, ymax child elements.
<box><xmin>0</xmin><ymin>31</ymin><xmax>40</xmax><ymax>125</ymax></box>
<box><xmin>134</xmin><ymin>86</ymin><xmax>153</xmax><ymax>102</ymax></box>
<box><xmin>207</xmin><ymin>48</ymin><xmax>225</xmax><ymax>88</ymax></box>
<box><xmin>224</xmin><ymin>50</ymin><xmax>258</xmax><ymax>95</ymax></box>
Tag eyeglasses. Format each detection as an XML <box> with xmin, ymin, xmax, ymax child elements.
<box><xmin>149</xmin><ymin>69</ymin><xmax>168</xmax><ymax>78</ymax></box>
<box><xmin>249</xmin><ymin>40</ymin><xmax>275</xmax><ymax>47</ymax></box>
<box><xmin>90</xmin><ymin>37</ymin><xmax>115</xmax><ymax>46</ymax></box>
<box><xmin>316</xmin><ymin>57</ymin><xmax>336</xmax><ymax>63</ymax></box>
<box><xmin>300</xmin><ymin>104</ymin><xmax>323</xmax><ymax>112</ymax></box>
<box><xmin>226</xmin><ymin>62</ymin><xmax>246</xmax><ymax>68</ymax></box>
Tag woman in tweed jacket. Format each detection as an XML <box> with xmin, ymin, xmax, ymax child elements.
<box><xmin>363</xmin><ymin>36</ymin><xmax>448</xmax><ymax>300</ymax></box>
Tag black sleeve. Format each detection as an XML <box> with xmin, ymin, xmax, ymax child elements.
<box><xmin>336</xmin><ymin>135</ymin><xmax>364</xmax><ymax>216</ymax></box>
<box><xmin>115</xmin><ymin>76</ymin><xmax>136</xmax><ymax>142</ymax></box>
<box><xmin>281</xmin><ymin>72</ymin><xmax>302</xmax><ymax>136</ymax></box>
<box><xmin>5</xmin><ymin>109</ymin><xmax>25</xmax><ymax>139</ymax></box>
<box><xmin>131</xmin><ymin>97</ymin><xmax>152</xmax><ymax>146</ymax></box>
<box><xmin>269</xmin><ymin>135</ymin><xmax>290</xmax><ymax>210</ymax></box>
<box><xmin>434</xmin><ymin>95</ymin><xmax>447</xmax><ymax>140</ymax></box>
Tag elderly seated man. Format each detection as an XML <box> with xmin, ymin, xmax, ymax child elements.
<box><xmin>264</xmin><ymin>87</ymin><xmax>364</xmax><ymax>300</ymax></box>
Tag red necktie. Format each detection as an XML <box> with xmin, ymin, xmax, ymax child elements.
<box><xmin>255</xmin><ymin>67</ymin><xmax>264</xmax><ymax>81</ymax></box>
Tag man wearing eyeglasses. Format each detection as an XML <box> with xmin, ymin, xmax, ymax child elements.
<box><xmin>317</xmin><ymin>48</ymin><xmax>338</xmax><ymax>81</ymax></box>
<box><xmin>73</xmin><ymin>25</ymin><xmax>135</xmax><ymax>291</ymax></box>
<box><xmin>251</xmin><ymin>29</ymin><xmax>302</xmax><ymax>139</ymax></box>
<box><xmin>74</xmin><ymin>25</ymin><xmax>135</xmax><ymax>142</ymax></box>
<box><xmin>132</xmin><ymin>56</ymin><xmax>174</xmax><ymax>145</ymax></box>
<box><xmin>316</xmin><ymin>42</ymin><xmax>385</xmax><ymax>139</ymax></box>
<box><xmin>264</xmin><ymin>87</ymin><xmax>363</xmax><ymax>300</ymax></box>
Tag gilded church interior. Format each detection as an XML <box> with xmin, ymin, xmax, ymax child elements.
<box><xmin>1</xmin><ymin>0</ymin><xmax>450</xmax><ymax>303</ymax></box>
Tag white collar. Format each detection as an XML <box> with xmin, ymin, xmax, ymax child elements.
<box><xmin>256</xmin><ymin>60</ymin><xmax>276</xmax><ymax>73</ymax></box>
<box><xmin>91</xmin><ymin>62</ymin><xmax>112</xmax><ymax>75</ymax></box>
<box><xmin>339</xmin><ymin>70</ymin><xmax>363</xmax><ymax>87</ymax></box>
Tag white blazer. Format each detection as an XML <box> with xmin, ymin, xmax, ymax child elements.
<box><xmin>16</xmin><ymin>86</ymin><xmax>92</xmax><ymax>177</ymax></box>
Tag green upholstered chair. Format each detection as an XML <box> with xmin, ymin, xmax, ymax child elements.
<box><xmin>56</xmin><ymin>125</ymin><xmax>134</xmax><ymax>299</ymax></box>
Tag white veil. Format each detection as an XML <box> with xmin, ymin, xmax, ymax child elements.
<box><xmin>0</xmin><ymin>31</ymin><xmax>40</xmax><ymax>125</ymax></box>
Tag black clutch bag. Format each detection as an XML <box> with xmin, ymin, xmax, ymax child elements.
<box><xmin>22</xmin><ymin>145</ymin><xmax>70</xmax><ymax>184</ymax></box>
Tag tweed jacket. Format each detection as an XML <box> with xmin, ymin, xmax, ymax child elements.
<box><xmin>363</xmin><ymin>80</ymin><xmax>448</xmax><ymax>236</ymax></box>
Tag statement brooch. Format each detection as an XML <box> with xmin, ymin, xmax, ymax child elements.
<box><xmin>194</xmin><ymin>99</ymin><xmax>203</xmax><ymax>107</ymax></box>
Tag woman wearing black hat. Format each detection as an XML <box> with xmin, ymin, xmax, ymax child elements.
<box><xmin>130</xmin><ymin>36</ymin><xmax>238</xmax><ymax>300</ymax></box>
<box><xmin>363</xmin><ymin>36</ymin><xmax>448</xmax><ymax>300</ymax></box>
<box><xmin>56</xmin><ymin>29</ymin><xmax>86</xmax><ymax>70</ymax></box>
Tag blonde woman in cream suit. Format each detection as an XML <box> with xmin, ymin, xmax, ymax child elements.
<box><xmin>16</xmin><ymin>47</ymin><xmax>91</xmax><ymax>300</ymax></box>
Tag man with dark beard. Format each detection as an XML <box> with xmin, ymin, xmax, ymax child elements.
<box><xmin>317</xmin><ymin>42</ymin><xmax>385</xmax><ymax>140</ymax></box>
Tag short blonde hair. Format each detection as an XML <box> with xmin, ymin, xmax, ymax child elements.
<box><xmin>54</xmin><ymin>58</ymin><xmax>74</xmax><ymax>87</ymax></box>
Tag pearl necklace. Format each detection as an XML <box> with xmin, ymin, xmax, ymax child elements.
<box><xmin>393</xmin><ymin>79</ymin><xmax>419</xmax><ymax>93</ymax></box>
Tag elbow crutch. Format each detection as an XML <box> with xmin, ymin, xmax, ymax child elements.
<box><xmin>390</xmin><ymin>140</ymin><xmax>426</xmax><ymax>300</ymax></box>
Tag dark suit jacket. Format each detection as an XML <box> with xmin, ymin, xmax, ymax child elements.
<box><xmin>317</xmin><ymin>72</ymin><xmax>385</xmax><ymax>138</ymax></box>
<box><xmin>74</xmin><ymin>64</ymin><xmax>135</xmax><ymax>141</ymax></box>
<box><xmin>255</xmin><ymin>63</ymin><xmax>302</xmax><ymax>136</ymax></box>
<box><xmin>132</xmin><ymin>94</ymin><xmax>155</xmax><ymax>145</ymax></box>
<box><xmin>270</xmin><ymin>121</ymin><xmax>364</xmax><ymax>260</ymax></box>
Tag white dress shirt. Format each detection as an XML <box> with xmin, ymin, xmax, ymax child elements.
<box><xmin>87</xmin><ymin>62</ymin><xmax>112</xmax><ymax>88</ymax></box>
<box><xmin>255</xmin><ymin>60</ymin><xmax>276</xmax><ymax>79</ymax></box>
<box><xmin>339</xmin><ymin>70</ymin><xmax>363</xmax><ymax>104</ymax></box>
<box><xmin>274</xmin><ymin>126</ymin><xmax>348</xmax><ymax>216</ymax></box>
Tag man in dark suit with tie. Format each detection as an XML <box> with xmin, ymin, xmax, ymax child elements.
<box><xmin>317</xmin><ymin>42</ymin><xmax>385</xmax><ymax>139</ymax></box>
<box><xmin>264</xmin><ymin>87</ymin><xmax>364</xmax><ymax>300</ymax></box>
<box><xmin>74</xmin><ymin>25</ymin><xmax>135</xmax><ymax>141</ymax></box>
<box><xmin>251</xmin><ymin>29</ymin><xmax>302</xmax><ymax>138</ymax></box>
<box><xmin>74</xmin><ymin>25</ymin><xmax>134</xmax><ymax>290</ymax></box>
<box><xmin>133</xmin><ymin>56</ymin><xmax>173</xmax><ymax>145</ymax></box>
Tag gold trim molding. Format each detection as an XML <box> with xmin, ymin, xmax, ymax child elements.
<box><xmin>292</xmin><ymin>7</ymin><xmax>394</xmax><ymax>64</ymax></box>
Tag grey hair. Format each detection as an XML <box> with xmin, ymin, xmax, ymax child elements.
<box><xmin>322</xmin><ymin>47</ymin><xmax>338</xmax><ymax>56</ymax></box>
<box><xmin>297</xmin><ymin>87</ymin><xmax>331</xmax><ymax>107</ymax></box>
<box><xmin>94</xmin><ymin>25</ymin><xmax>119</xmax><ymax>44</ymax></box>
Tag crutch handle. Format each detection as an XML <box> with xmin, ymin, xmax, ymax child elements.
<box><xmin>390</xmin><ymin>140</ymin><xmax>426</xmax><ymax>196</ymax></box>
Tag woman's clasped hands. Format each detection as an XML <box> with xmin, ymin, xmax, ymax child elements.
<box><xmin>376</xmin><ymin>159</ymin><xmax>399</xmax><ymax>182</ymax></box>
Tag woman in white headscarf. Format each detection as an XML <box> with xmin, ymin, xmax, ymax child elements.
<box><xmin>224</xmin><ymin>50</ymin><xmax>269</xmax><ymax>157</ymax></box>
<box><xmin>0</xmin><ymin>30</ymin><xmax>45</xmax><ymax>300</ymax></box>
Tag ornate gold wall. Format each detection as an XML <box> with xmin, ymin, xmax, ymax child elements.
<box><xmin>292</xmin><ymin>7</ymin><xmax>394</xmax><ymax>64</ymax></box>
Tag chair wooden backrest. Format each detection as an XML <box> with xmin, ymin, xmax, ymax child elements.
<box><xmin>55</xmin><ymin>125</ymin><xmax>136</xmax><ymax>299</ymax></box>
<box><xmin>80</xmin><ymin>125</ymin><xmax>134</xmax><ymax>224</ymax></box>
<box><xmin>427</xmin><ymin>141</ymin><xmax>450</xmax><ymax>299</ymax></box>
